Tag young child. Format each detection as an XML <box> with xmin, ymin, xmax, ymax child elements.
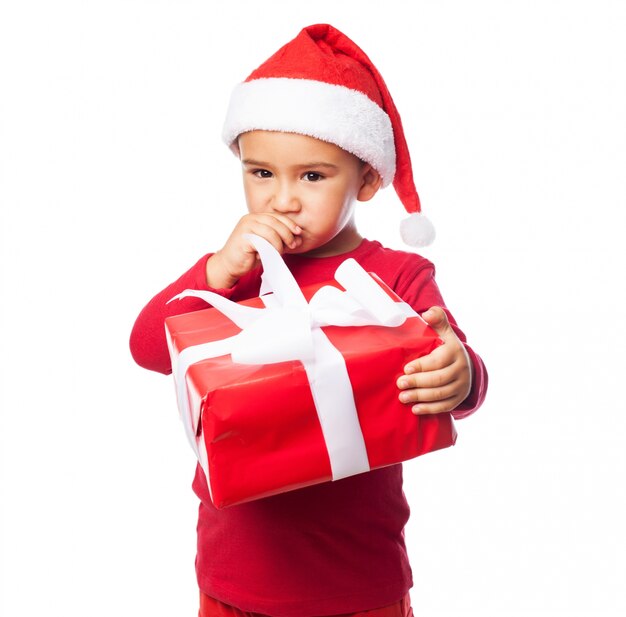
<box><xmin>130</xmin><ymin>24</ymin><xmax>487</xmax><ymax>617</ymax></box>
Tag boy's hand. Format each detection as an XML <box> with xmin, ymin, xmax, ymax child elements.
<box><xmin>206</xmin><ymin>213</ymin><xmax>302</xmax><ymax>288</ymax></box>
<box><xmin>396</xmin><ymin>306</ymin><xmax>472</xmax><ymax>414</ymax></box>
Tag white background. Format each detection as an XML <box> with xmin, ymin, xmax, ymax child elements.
<box><xmin>1</xmin><ymin>1</ymin><xmax>625</xmax><ymax>615</ymax></box>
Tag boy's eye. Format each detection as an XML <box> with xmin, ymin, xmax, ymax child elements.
<box><xmin>253</xmin><ymin>169</ymin><xmax>272</xmax><ymax>178</ymax></box>
<box><xmin>303</xmin><ymin>172</ymin><xmax>323</xmax><ymax>182</ymax></box>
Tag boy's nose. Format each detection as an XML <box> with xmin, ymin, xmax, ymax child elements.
<box><xmin>271</xmin><ymin>184</ymin><xmax>301</xmax><ymax>213</ymax></box>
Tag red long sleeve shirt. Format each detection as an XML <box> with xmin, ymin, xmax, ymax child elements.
<box><xmin>130</xmin><ymin>238</ymin><xmax>487</xmax><ymax>616</ymax></box>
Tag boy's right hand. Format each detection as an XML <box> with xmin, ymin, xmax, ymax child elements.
<box><xmin>205</xmin><ymin>213</ymin><xmax>302</xmax><ymax>288</ymax></box>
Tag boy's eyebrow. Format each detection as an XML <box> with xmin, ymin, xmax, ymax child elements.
<box><xmin>242</xmin><ymin>158</ymin><xmax>339</xmax><ymax>170</ymax></box>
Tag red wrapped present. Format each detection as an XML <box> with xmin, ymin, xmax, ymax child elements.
<box><xmin>165</xmin><ymin>234</ymin><xmax>456</xmax><ymax>508</ymax></box>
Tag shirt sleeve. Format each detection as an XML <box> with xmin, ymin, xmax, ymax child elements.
<box><xmin>129</xmin><ymin>253</ymin><xmax>239</xmax><ymax>375</ymax></box>
<box><xmin>396</xmin><ymin>258</ymin><xmax>488</xmax><ymax>420</ymax></box>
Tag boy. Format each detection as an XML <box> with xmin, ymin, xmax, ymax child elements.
<box><xmin>130</xmin><ymin>24</ymin><xmax>487</xmax><ymax>617</ymax></box>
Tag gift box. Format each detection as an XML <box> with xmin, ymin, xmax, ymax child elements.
<box><xmin>165</xmin><ymin>234</ymin><xmax>456</xmax><ymax>508</ymax></box>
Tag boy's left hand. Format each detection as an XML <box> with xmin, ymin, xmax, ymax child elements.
<box><xmin>396</xmin><ymin>306</ymin><xmax>472</xmax><ymax>414</ymax></box>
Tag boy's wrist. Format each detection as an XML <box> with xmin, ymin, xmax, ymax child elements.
<box><xmin>205</xmin><ymin>253</ymin><xmax>238</xmax><ymax>289</ymax></box>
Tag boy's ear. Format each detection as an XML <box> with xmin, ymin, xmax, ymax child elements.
<box><xmin>357</xmin><ymin>165</ymin><xmax>383</xmax><ymax>202</ymax></box>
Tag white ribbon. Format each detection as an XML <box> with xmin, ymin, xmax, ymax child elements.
<box><xmin>166</xmin><ymin>234</ymin><xmax>418</xmax><ymax>484</ymax></box>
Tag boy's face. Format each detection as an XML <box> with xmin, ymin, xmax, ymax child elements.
<box><xmin>238</xmin><ymin>130</ymin><xmax>380</xmax><ymax>257</ymax></box>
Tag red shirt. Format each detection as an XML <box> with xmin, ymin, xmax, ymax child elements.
<box><xmin>130</xmin><ymin>239</ymin><xmax>487</xmax><ymax>617</ymax></box>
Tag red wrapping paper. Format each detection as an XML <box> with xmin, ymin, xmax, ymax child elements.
<box><xmin>165</xmin><ymin>274</ymin><xmax>457</xmax><ymax>508</ymax></box>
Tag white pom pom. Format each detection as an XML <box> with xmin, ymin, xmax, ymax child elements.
<box><xmin>399</xmin><ymin>212</ymin><xmax>436</xmax><ymax>247</ymax></box>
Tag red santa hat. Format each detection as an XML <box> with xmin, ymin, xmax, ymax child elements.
<box><xmin>222</xmin><ymin>23</ymin><xmax>435</xmax><ymax>247</ymax></box>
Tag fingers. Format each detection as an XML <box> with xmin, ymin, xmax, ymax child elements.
<box><xmin>398</xmin><ymin>365</ymin><xmax>453</xmax><ymax>389</ymax></box>
<box><xmin>403</xmin><ymin>342</ymin><xmax>454</xmax><ymax>374</ymax></box>
<box><xmin>239</xmin><ymin>213</ymin><xmax>302</xmax><ymax>253</ymax></box>
<box><xmin>241</xmin><ymin>222</ymin><xmax>296</xmax><ymax>254</ymax></box>
<box><xmin>216</xmin><ymin>213</ymin><xmax>303</xmax><ymax>283</ymax></box>
<box><xmin>397</xmin><ymin>363</ymin><xmax>468</xmax><ymax>405</ymax></box>
<box><xmin>397</xmin><ymin>379</ymin><xmax>461</xmax><ymax>404</ymax></box>
<box><xmin>397</xmin><ymin>369</ymin><xmax>471</xmax><ymax>413</ymax></box>
<box><xmin>409</xmin><ymin>397</ymin><xmax>464</xmax><ymax>415</ymax></box>
<box><xmin>398</xmin><ymin>320</ymin><xmax>473</xmax><ymax>414</ymax></box>
<box><xmin>420</xmin><ymin>306</ymin><xmax>454</xmax><ymax>340</ymax></box>
<box><xmin>397</xmin><ymin>371</ymin><xmax>469</xmax><ymax>414</ymax></box>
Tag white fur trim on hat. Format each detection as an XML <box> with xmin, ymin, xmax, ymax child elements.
<box><xmin>222</xmin><ymin>77</ymin><xmax>396</xmax><ymax>187</ymax></box>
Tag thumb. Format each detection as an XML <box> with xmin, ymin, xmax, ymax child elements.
<box><xmin>421</xmin><ymin>306</ymin><xmax>452</xmax><ymax>337</ymax></box>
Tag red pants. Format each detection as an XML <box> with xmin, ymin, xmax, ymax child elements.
<box><xmin>199</xmin><ymin>592</ymin><xmax>413</xmax><ymax>617</ymax></box>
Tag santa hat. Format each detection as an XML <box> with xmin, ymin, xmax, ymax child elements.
<box><xmin>222</xmin><ymin>23</ymin><xmax>435</xmax><ymax>247</ymax></box>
